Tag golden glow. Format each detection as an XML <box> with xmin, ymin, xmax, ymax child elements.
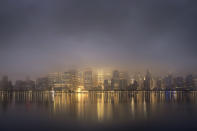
<box><xmin>131</xmin><ymin>98</ymin><xmax>135</xmax><ymax>120</ymax></box>
<box><xmin>97</xmin><ymin>93</ymin><xmax>104</xmax><ymax>121</ymax></box>
<box><xmin>77</xmin><ymin>88</ymin><xmax>81</xmax><ymax>93</ymax></box>
<box><xmin>0</xmin><ymin>91</ymin><xmax>193</xmax><ymax>121</ymax></box>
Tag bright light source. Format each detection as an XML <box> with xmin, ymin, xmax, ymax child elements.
<box><xmin>77</xmin><ymin>88</ymin><xmax>81</xmax><ymax>93</ymax></box>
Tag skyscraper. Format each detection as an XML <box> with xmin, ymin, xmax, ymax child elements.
<box><xmin>0</xmin><ymin>76</ymin><xmax>12</xmax><ymax>90</ymax></box>
<box><xmin>104</xmin><ymin>79</ymin><xmax>111</xmax><ymax>90</ymax></box>
<box><xmin>111</xmin><ymin>70</ymin><xmax>120</xmax><ymax>90</ymax></box>
<box><xmin>143</xmin><ymin>70</ymin><xmax>152</xmax><ymax>91</ymax></box>
<box><xmin>174</xmin><ymin>76</ymin><xmax>184</xmax><ymax>90</ymax></box>
<box><xmin>133</xmin><ymin>72</ymin><xmax>144</xmax><ymax>90</ymax></box>
<box><xmin>185</xmin><ymin>74</ymin><xmax>195</xmax><ymax>90</ymax></box>
<box><xmin>163</xmin><ymin>74</ymin><xmax>174</xmax><ymax>90</ymax></box>
<box><xmin>62</xmin><ymin>72</ymin><xmax>72</xmax><ymax>89</ymax></box>
<box><xmin>155</xmin><ymin>77</ymin><xmax>162</xmax><ymax>91</ymax></box>
<box><xmin>95</xmin><ymin>69</ymin><xmax>104</xmax><ymax>90</ymax></box>
<box><xmin>48</xmin><ymin>72</ymin><xmax>65</xmax><ymax>90</ymax></box>
<box><xmin>70</xmin><ymin>69</ymin><xmax>79</xmax><ymax>90</ymax></box>
<box><xmin>84</xmin><ymin>70</ymin><xmax>93</xmax><ymax>90</ymax></box>
<box><xmin>119</xmin><ymin>79</ymin><xmax>128</xmax><ymax>90</ymax></box>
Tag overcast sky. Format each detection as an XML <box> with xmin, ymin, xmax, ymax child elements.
<box><xmin>0</xmin><ymin>0</ymin><xmax>197</xmax><ymax>80</ymax></box>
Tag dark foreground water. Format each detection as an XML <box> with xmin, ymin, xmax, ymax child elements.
<box><xmin>0</xmin><ymin>91</ymin><xmax>197</xmax><ymax>131</ymax></box>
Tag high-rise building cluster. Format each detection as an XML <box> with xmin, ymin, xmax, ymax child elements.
<box><xmin>0</xmin><ymin>69</ymin><xmax>197</xmax><ymax>91</ymax></box>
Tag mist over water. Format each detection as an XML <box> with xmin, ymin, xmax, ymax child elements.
<box><xmin>1</xmin><ymin>1</ymin><xmax>197</xmax><ymax>131</ymax></box>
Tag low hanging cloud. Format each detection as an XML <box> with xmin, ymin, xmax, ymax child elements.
<box><xmin>0</xmin><ymin>0</ymin><xmax>197</xmax><ymax>80</ymax></box>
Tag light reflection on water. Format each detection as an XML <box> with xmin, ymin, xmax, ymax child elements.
<box><xmin>1</xmin><ymin>91</ymin><xmax>197</xmax><ymax>131</ymax></box>
<box><xmin>0</xmin><ymin>91</ymin><xmax>197</xmax><ymax>121</ymax></box>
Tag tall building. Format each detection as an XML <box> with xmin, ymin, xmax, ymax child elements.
<box><xmin>194</xmin><ymin>76</ymin><xmax>197</xmax><ymax>90</ymax></box>
<box><xmin>48</xmin><ymin>72</ymin><xmax>62</xmax><ymax>88</ymax></box>
<box><xmin>155</xmin><ymin>77</ymin><xmax>162</xmax><ymax>90</ymax></box>
<box><xmin>133</xmin><ymin>72</ymin><xmax>144</xmax><ymax>90</ymax></box>
<box><xmin>120</xmin><ymin>71</ymin><xmax>129</xmax><ymax>90</ymax></box>
<box><xmin>48</xmin><ymin>72</ymin><xmax>66</xmax><ymax>90</ymax></box>
<box><xmin>95</xmin><ymin>69</ymin><xmax>104</xmax><ymax>90</ymax></box>
<box><xmin>69</xmin><ymin>69</ymin><xmax>79</xmax><ymax>90</ymax></box>
<box><xmin>174</xmin><ymin>76</ymin><xmax>184</xmax><ymax>90</ymax></box>
<box><xmin>77</xmin><ymin>70</ymin><xmax>84</xmax><ymax>87</ymax></box>
<box><xmin>163</xmin><ymin>74</ymin><xmax>174</xmax><ymax>90</ymax></box>
<box><xmin>104</xmin><ymin>79</ymin><xmax>111</xmax><ymax>90</ymax></box>
<box><xmin>1</xmin><ymin>76</ymin><xmax>8</xmax><ymax>89</ymax></box>
<box><xmin>119</xmin><ymin>79</ymin><xmax>128</xmax><ymax>90</ymax></box>
<box><xmin>111</xmin><ymin>70</ymin><xmax>120</xmax><ymax>90</ymax></box>
<box><xmin>62</xmin><ymin>72</ymin><xmax>72</xmax><ymax>89</ymax></box>
<box><xmin>128</xmin><ymin>80</ymin><xmax>138</xmax><ymax>91</ymax></box>
<box><xmin>185</xmin><ymin>74</ymin><xmax>195</xmax><ymax>90</ymax></box>
<box><xmin>0</xmin><ymin>76</ymin><xmax>12</xmax><ymax>90</ymax></box>
<box><xmin>84</xmin><ymin>70</ymin><xmax>93</xmax><ymax>90</ymax></box>
<box><xmin>143</xmin><ymin>70</ymin><xmax>152</xmax><ymax>91</ymax></box>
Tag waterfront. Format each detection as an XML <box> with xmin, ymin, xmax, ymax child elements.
<box><xmin>0</xmin><ymin>91</ymin><xmax>197</xmax><ymax>130</ymax></box>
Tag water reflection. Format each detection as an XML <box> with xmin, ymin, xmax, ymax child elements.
<box><xmin>0</xmin><ymin>91</ymin><xmax>197</xmax><ymax>121</ymax></box>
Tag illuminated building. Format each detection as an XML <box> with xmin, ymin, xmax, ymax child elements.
<box><xmin>185</xmin><ymin>74</ymin><xmax>195</xmax><ymax>90</ymax></box>
<box><xmin>69</xmin><ymin>69</ymin><xmax>79</xmax><ymax>90</ymax></box>
<box><xmin>119</xmin><ymin>79</ymin><xmax>128</xmax><ymax>90</ymax></box>
<box><xmin>48</xmin><ymin>72</ymin><xmax>66</xmax><ymax>90</ymax></box>
<box><xmin>48</xmin><ymin>72</ymin><xmax>62</xmax><ymax>87</ymax></box>
<box><xmin>62</xmin><ymin>72</ymin><xmax>72</xmax><ymax>89</ymax></box>
<box><xmin>47</xmin><ymin>70</ymin><xmax>80</xmax><ymax>91</ymax></box>
<box><xmin>120</xmin><ymin>71</ymin><xmax>129</xmax><ymax>81</ymax></box>
<box><xmin>194</xmin><ymin>77</ymin><xmax>197</xmax><ymax>90</ymax></box>
<box><xmin>143</xmin><ymin>70</ymin><xmax>152</xmax><ymax>91</ymax></box>
<box><xmin>77</xmin><ymin>70</ymin><xmax>84</xmax><ymax>87</ymax></box>
<box><xmin>133</xmin><ymin>72</ymin><xmax>144</xmax><ymax>90</ymax></box>
<box><xmin>151</xmin><ymin>77</ymin><xmax>157</xmax><ymax>90</ymax></box>
<box><xmin>119</xmin><ymin>71</ymin><xmax>129</xmax><ymax>90</ymax></box>
<box><xmin>61</xmin><ymin>70</ymin><xmax>79</xmax><ymax>91</ymax></box>
<box><xmin>111</xmin><ymin>70</ymin><xmax>120</xmax><ymax>90</ymax></box>
<box><xmin>104</xmin><ymin>79</ymin><xmax>111</xmax><ymax>90</ymax></box>
<box><xmin>154</xmin><ymin>77</ymin><xmax>162</xmax><ymax>91</ymax></box>
<box><xmin>174</xmin><ymin>76</ymin><xmax>184</xmax><ymax>90</ymax></box>
<box><xmin>163</xmin><ymin>74</ymin><xmax>174</xmax><ymax>90</ymax></box>
<box><xmin>84</xmin><ymin>69</ymin><xmax>93</xmax><ymax>90</ymax></box>
<box><xmin>95</xmin><ymin>69</ymin><xmax>104</xmax><ymax>90</ymax></box>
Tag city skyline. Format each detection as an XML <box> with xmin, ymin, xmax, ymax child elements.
<box><xmin>1</xmin><ymin>66</ymin><xmax>196</xmax><ymax>81</ymax></box>
<box><xmin>1</xmin><ymin>68</ymin><xmax>197</xmax><ymax>92</ymax></box>
<box><xmin>1</xmin><ymin>1</ymin><xmax>197</xmax><ymax>131</ymax></box>
<box><xmin>1</xmin><ymin>66</ymin><xmax>197</xmax><ymax>82</ymax></box>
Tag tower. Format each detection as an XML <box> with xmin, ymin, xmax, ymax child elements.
<box><xmin>144</xmin><ymin>70</ymin><xmax>152</xmax><ymax>91</ymax></box>
<box><xmin>111</xmin><ymin>70</ymin><xmax>120</xmax><ymax>90</ymax></box>
<box><xmin>84</xmin><ymin>70</ymin><xmax>93</xmax><ymax>90</ymax></box>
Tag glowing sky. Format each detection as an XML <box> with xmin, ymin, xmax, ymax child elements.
<box><xmin>0</xmin><ymin>0</ymin><xmax>197</xmax><ymax>80</ymax></box>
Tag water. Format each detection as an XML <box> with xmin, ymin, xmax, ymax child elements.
<box><xmin>0</xmin><ymin>91</ymin><xmax>197</xmax><ymax>131</ymax></box>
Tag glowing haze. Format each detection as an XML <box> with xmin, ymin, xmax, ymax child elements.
<box><xmin>0</xmin><ymin>0</ymin><xmax>197</xmax><ymax>80</ymax></box>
